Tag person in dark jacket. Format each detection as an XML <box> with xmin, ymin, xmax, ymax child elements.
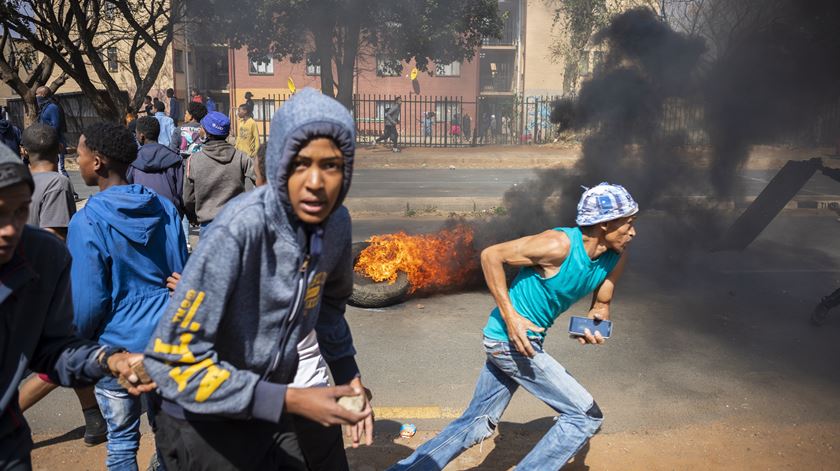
<box><xmin>129</xmin><ymin>116</ymin><xmax>184</xmax><ymax>215</ymax></box>
<box><xmin>71</xmin><ymin>122</ymin><xmax>188</xmax><ymax>470</ymax></box>
<box><xmin>0</xmin><ymin>117</ymin><xmax>20</xmax><ymax>157</ymax></box>
<box><xmin>166</xmin><ymin>88</ymin><xmax>181</xmax><ymax>126</ymax></box>
<box><xmin>35</xmin><ymin>87</ymin><xmax>68</xmax><ymax>177</ymax></box>
<box><xmin>0</xmin><ymin>143</ymin><xmax>150</xmax><ymax>469</ymax></box>
<box><xmin>144</xmin><ymin>88</ymin><xmax>372</xmax><ymax>470</ymax></box>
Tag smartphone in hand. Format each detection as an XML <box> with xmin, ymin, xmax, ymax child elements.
<box><xmin>568</xmin><ymin>316</ymin><xmax>612</xmax><ymax>339</ymax></box>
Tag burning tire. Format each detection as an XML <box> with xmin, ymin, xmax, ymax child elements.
<box><xmin>349</xmin><ymin>241</ymin><xmax>411</xmax><ymax>308</ymax></box>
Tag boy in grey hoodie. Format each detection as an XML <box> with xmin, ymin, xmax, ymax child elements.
<box><xmin>144</xmin><ymin>88</ymin><xmax>372</xmax><ymax>470</ymax></box>
<box><xmin>183</xmin><ymin>111</ymin><xmax>254</xmax><ymax>227</ymax></box>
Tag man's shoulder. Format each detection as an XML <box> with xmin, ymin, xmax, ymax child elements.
<box><xmin>21</xmin><ymin>225</ymin><xmax>70</xmax><ymax>263</ymax></box>
<box><xmin>33</xmin><ymin>171</ymin><xmax>71</xmax><ymax>191</ymax></box>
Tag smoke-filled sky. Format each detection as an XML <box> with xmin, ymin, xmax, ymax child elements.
<box><xmin>475</xmin><ymin>2</ymin><xmax>840</xmax><ymax>252</ymax></box>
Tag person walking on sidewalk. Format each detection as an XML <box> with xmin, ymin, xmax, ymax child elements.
<box><xmin>144</xmin><ymin>88</ymin><xmax>373</xmax><ymax>470</ymax></box>
<box><xmin>0</xmin><ymin>143</ymin><xmax>151</xmax><ymax>469</ymax></box>
<box><xmin>388</xmin><ymin>182</ymin><xmax>639</xmax><ymax>471</ymax></box>
<box><xmin>183</xmin><ymin>111</ymin><xmax>254</xmax><ymax>229</ymax></box>
<box><xmin>374</xmin><ymin>96</ymin><xmax>401</xmax><ymax>152</ymax></box>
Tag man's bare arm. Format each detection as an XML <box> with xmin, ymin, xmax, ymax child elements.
<box><xmin>480</xmin><ymin>230</ymin><xmax>570</xmax><ymax>357</ymax></box>
<box><xmin>579</xmin><ymin>253</ymin><xmax>629</xmax><ymax>345</ymax></box>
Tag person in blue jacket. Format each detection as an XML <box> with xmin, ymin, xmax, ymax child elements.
<box><xmin>0</xmin><ymin>143</ymin><xmax>152</xmax><ymax>469</ymax></box>
<box><xmin>129</xmin><ymin>116</ymin><xmax>184</xmax><ymax>216</ymax></box>
<box><xmin>35</xmin><ymin>87</ymin><xmax>67</xmax><ymax>176</ymax></box>
<box><xmin>153</xmin><ymin>101</ymin><xmax>176</xmax><ymax>148</ymax></box>
<box><xmin>144</xmin><ymin>88</ymin><xmax>372</xmax><ymax>470</ymax></box>
<box><xmin>69</xmin><ymin>122</ymin><xmax>188</xmax><ymax>470</ymax></box>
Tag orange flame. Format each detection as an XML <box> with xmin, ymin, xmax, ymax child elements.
<box><xmin>354</xmin><ymin>225</ymin><xmax>479</xmax><ymax>293</ymax></box>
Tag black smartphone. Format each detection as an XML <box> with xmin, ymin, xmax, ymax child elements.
<box><xmin>568</xmin><ymin>316</ymin><xmax>612</xmax><ymax>339</ymax></box>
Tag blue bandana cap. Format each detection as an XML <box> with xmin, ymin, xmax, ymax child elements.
<box><xmin>200</xmin><ymin>111</ymin><xmax>230</xmax><ymax>136</ymax></box>
<box><xmin>575</xmin><ymin>182</ymin><xmax>639</xmax><ymax>226</ymax></box>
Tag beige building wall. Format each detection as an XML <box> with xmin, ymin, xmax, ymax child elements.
<box><xmin>523</xmin><ymin>0</ymin><xmax>568</xmax><ymax>97</ymax></box>
<box><xmin>522</xmin><ymin>0</ymin><xmax>659</xmax><ymax>97</ymax></box>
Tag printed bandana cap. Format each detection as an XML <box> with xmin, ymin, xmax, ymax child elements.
<box><xmin>575</xmin><ymin>182</ymin><xmax>638</xmax><ymax>226</ymax></box>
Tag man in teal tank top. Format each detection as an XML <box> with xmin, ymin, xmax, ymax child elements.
<box><xmin>388</xmin><ymin>183</ymin><xmax>638</xmax><ymax>471</ymax></box>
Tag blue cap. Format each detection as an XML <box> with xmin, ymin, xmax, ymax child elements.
<box><xmin>200</xmin><ymin>111</ymin><xmax>230</xmax><ymax>136</ymax></box>
<box><xmin>576</xmin><ymin>182</ymin><xmax>638</xmax><ymax>226</ymax></box>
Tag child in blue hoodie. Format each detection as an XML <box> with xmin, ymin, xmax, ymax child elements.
<box><xmin>69</xmin><ymin>122</ymin><xmax>188</xmax><ymax>470</ymax></box>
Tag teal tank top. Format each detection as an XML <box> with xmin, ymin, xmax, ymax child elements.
<box><xmin>483</xmin><ymin>227</ymin><xmax>621</xmax><ymax>341</ymax></box>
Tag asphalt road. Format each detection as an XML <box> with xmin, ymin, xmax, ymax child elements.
<box><xmin>24</xmin><ymin>211</ymin><xmax>840</xmax><ymax>441</ymax></box>
<box><xmin>67</xmin><ymin>168</ymin><xmax>840</xmax><ymax>202</ymax></box>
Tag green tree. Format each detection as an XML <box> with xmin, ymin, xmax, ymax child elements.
<box><xmin>190</xmin><ymin>0</ymin><xmax>503</xmax><ymax>108</ymax></box>
<box><xmin>0</xmin><ymin>0</ymin><xmax>181</xmax><ymax>122</ymax></box>
<box><xmin>545</xmin><ymin>0</ymin><xmax>657</xmax><ymax>93</ymax></box>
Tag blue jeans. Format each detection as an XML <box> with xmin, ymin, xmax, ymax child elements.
<box><xmin>389</xmin><ymin>337</ymin><xmax>603</xmax><ymax>471</ymax></box>
<box><xmin>95</xmin><ymin>387</ymin><xmax>155</xmax><ymax>471</ymax></box>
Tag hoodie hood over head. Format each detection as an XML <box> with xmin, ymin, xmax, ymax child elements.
<box><xmin>133</xmin><ymin>142</ymin><xmax>181</xmax><ymax>172</ymax></box>
<box><xmin>82</xmin><ymin>184</ymin><xmax>166</xmax><ymax>246</ymax></box>
<box><xmin>265</xmin><ymin>88</ymin><xmax>355</xmax><ymax>220</ymax></box>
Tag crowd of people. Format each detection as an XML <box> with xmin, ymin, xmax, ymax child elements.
<box><xmin>1</xmin><ymin>87</ymin><xmax>639</xmax><ymax>471</ymax></box>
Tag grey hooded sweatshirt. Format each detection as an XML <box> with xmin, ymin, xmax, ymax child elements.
<box><xmin>183</xmin><ymin>138</ymin><xmax>255</xmax><ymax>224</ymax></box>
<box><xmin>144</xmin><ymin>88</ymin><xmax>358</xmax><ymax>424</ymax></box>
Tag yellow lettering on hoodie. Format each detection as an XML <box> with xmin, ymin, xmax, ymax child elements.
<box><xmin>179</xmin><ymin>291</ymin><xmax>206</xmax><ymax>329</ymax></box>
<box><xmin>304</xmin><ymin>272</ymin><xmax>327</xmax><ymax>310</ymax></box>
<box><xmin>171</xmin><ymin>290</ymin><xmax>198</xmax><ymax>324</ymax></box>
<box><xmin>195</xmin><ymin>364</ymin><xmax>231</xmax><ymax>402</ymax></box>
<box><xmin>169</xmin><ymin>358</ymin><xmax>214</xmax><ymax>392</ymax></box>
<box><xmin>153</xmin><ymin>333</ymin><xmax>196</xmax><ymax>363</ymax></box>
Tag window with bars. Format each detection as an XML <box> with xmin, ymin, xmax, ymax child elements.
<box><xmin>376</xmin><ymin>57</ymin><xmax>402</xmax><ymax>77</ymax></box>
<box><xmin>249</xmin><ymin>58</ymin><xmax>274</xmax><ymax>75</ymax></box>
<box><xmin>306</xmin><ymin>55</ymin><xmax>321</xmax><ymax>76</ymax></box>
<box><xmin>252</xmin><ymin>100</ymin><xmax>277</xmax><ymax>122</ymax></box>
<box><xmin>107</xmin><ymin>47</ymin><xmax>118</xmax><ymax>72</ymax></box>
<box><xmin>435</xmin><ymin>61</ymin><xmax>461</xmax><ymax>77</ymax></box>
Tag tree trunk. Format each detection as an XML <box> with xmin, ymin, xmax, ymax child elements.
<box><xmin>334</xmin><ymin>15</ymin><xmax>361</xmax><ymax>110</ymax></box>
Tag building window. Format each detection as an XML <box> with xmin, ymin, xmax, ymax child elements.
<box><xmin>107</xmin><ymin>47</ymin><xmax>118</xmax><ymax>72</ymax></box>
<box><xmin>306</xmin><ymin>55</ymin><xmax>321</xmax><ymax>76</ymax></box>
<box><xmin>252</xmin><ymin>99</ymin><xmax>276</xmax><ymax>122</ymax></box>
<box><xmin>174</xmin><ymin>49</ymin><xmax>184</xmax><ymax>73</ymax></box>
<box><xmin>435</xmin><ymin>61</ymin><xmax>461</xmax><ymax>77</ymax></box>
<box><xmin>187</xmin><ymin>51</ymin><xmax>193</xmax><ymax>65</ymax></box>
<box><xmin>104</xmin><ymin>2</ymin><xmax>117</xmax><ymax>20</ymax></box>
<box><xmin>434</xmin><ymin>101</ymin><xmax>461</xmax><ymax>122</ymax></box>
<box><xmin>376</xmin><ymin>57</ymin><xmax>401</xmax><ymax>77</ymax></box>
<box><xmin>249</xmin><ymin>57</ymin><xmax>274</xmax><ymax>75</ymax></box>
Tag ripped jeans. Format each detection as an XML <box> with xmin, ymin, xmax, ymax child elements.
<box><xmin>388</xmin><ymin>337</ymin><xmax>603</xmax><ymax>471</ymax></box>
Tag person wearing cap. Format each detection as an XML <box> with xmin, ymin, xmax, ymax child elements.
<box><xmin>144</xmin><ymin>88</ymin><xmax>372</xmax><ymax>469</ymax></box>
<box><xmin>389</xmin><ymin>182</ymin><xmax>638</xmax><ymax>471</ymax></box>
<box><xmin>244</xmin><ymin>91</ymin><xmax>255</xmax><ymax>116</ymax></box>
<box><xmin>0</xmin><ymin>142</ymin><xmax>153</xmax><ymax>469</ymax></box>
<box><xmin>183</xmin><ymin>111</ymin><xmax>255</xmax><ymax>229</ymax></box>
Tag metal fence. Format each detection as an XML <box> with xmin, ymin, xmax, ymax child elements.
<box><xmin>251</xmin><ymin>93</ymin><xmax>564</xmax><ymax>147</ymax></box>
<box><xmin>6</xmin><ymin>91</ymin><xmax>129</xmax><ymax>146</ymax></box>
